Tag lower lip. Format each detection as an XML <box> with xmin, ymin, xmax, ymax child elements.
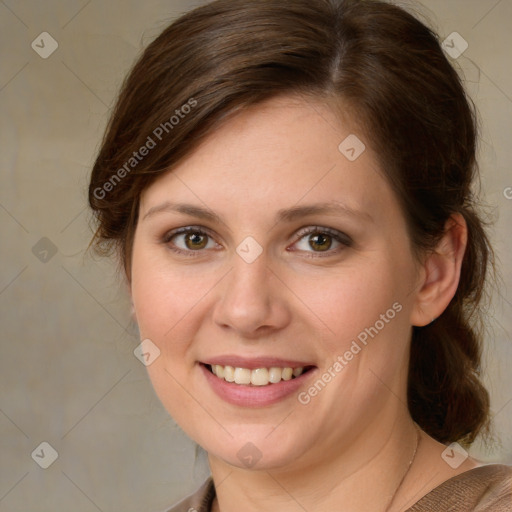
<box><xmin>200</xmin><ymin>364</ymin><xmax>316</xmax><ymax>407</ymax></box>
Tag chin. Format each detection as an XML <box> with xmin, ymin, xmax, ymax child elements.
<box><xmin>197</xmin><ymin>424</ymin><xmax>314</xmax><ymax>472</ymax></box>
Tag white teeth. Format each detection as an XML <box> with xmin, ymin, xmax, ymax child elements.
<box><xmin>251</xmin><ymin>368</ymin><xmax>269</xmax><ymax>386</ymax></box>
<box><xmin>209</xmin><ymin>364</ymin><xmax>306</xmax><ymax>386</ymax></box>
<box><xmin>293</xmin><ymin>367</ymin><xmax>304</xmax><ymax>377</ymax></box>
<box><xmin>281</xmin><ymin>367</ymin><xmax>293</xmax><ymax>381</ymax></box>
<box><xmin>234</xmin><ymin>367</ymin><xmax>251</xmax><ymax>385</ymax></box>
<box><xmin>223</xmin><ymin>365</ymin><xmax>235</xmax><ymax>382</ymax></box>
<box><xmin>268</xmin><ymin>367</ymin><xmax>282</xmax><ymax>383</ymax></box>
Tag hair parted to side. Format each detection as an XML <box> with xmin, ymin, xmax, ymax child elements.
<box><xmin>89</xmin><ymin>0</ymin><xmax>493</xmax><ymax>445</ymax></box>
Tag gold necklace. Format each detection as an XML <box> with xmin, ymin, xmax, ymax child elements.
<box><xmin>383</xmin><ymin>427</ymin><xmax>421</xmax><ymax>512</ymax></box>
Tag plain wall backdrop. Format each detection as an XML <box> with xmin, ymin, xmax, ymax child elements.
<box><xmin>1</xmin><ymin>1</ymin><xmax>511</xmax><ymax>510</ymax></box>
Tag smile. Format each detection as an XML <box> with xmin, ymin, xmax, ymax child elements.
<box><xmin>200</xmin><ymin>360</ymin><xmax>317</xmax><ymax>407</ymax></box>
<box><xmin>207</xmin><ymin>364</ymin><xmax>310</xmax><ymax>386</ymax></box>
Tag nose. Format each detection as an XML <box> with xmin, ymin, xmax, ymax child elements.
<box><xmin>212</xmin><ymin>251</ymin><xmax>291</xmax><ymax>338</ymax></box>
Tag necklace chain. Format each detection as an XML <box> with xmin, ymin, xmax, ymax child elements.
<box><xmin>383</xmin><ymin>426</ymin><xmax>421</xmax><ymax>512</ymax></box>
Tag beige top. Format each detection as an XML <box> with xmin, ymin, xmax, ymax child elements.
<box><xmin>161</xmin><ymin>464</ymin><xmax>512</xmax><ymax>511</ymax></box>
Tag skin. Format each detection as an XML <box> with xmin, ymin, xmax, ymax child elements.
<box><xmin>130</xmin><ymin>96</ymin><xmax>476</xmax><ymax>511</ymax></box>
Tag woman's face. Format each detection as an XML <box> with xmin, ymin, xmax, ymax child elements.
<box><xmin>131</xmin><ymin>96</ymin><xmax>422</xmax><ymax>471</ymax></box>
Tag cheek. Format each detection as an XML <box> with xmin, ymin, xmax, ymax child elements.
<box><xmin>131</xmin><ymin>248</ymin><xmax>210</xmax><ymax>341</ymax></box>
<box><xmin>292</xmin><ymin>262</ymin><xmax>397</xmax><ymax>336</ymax></box>
<box><xmin>130</xmin><ymin>251</ymin><xmax>206</xmax><ymax>427</ymax></box>
<box><xmin>290</xmin><ymin>270</ymin><xmax>411</xmax><ymax>425</ymax></box>
<box><xmin>289</xmin><ymin>255</ymin><xmax>414</xmax><ymax>383</ymax></box>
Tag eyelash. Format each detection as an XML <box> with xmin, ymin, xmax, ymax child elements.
<box><xmin>161</xmin><ymin>225</ymin><xmax>353</xmax><ymax>258</ymax></box>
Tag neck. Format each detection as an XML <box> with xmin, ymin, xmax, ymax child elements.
<box><xmin>209</xmin><ymin>414</ymin><xmax>419</xmax><ymax>512</ymax></box>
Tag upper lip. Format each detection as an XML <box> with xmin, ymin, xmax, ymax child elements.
<box><xmin>201</xmin><ymin>355</ymin><xmax>316</xmax><ymax>369</ymax></box>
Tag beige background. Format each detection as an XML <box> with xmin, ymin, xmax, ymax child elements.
<box><xmin>0</xmin><ymin>1</ymin><xmax>511</xmax><ymax>510</ymax></box>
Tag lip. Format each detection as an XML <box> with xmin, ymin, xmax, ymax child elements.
<box><xmin>199</xmin><ymin>362</ymin><xmax>317</xmax><ymax>408</ymax></box>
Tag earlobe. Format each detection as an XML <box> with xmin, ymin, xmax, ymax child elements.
<box><xmin>410</xmin><ymin>214</ymin><xmax>467</xmax><ymax>327</ymax></box>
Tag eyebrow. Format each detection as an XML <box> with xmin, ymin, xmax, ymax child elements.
<box><xmin>142</xmin><ymin>201</ymin><xmax>373</xmax><ymax>224</ymax></box>
<box><xmin>143</xmin><ymin>202</ymin><xmax>222</xmax><ymax>223</ymax></box>
<box><xmin>276</xmin><ymin>202</ymin><xmax>373</xmax><ymax>223</ymax></box>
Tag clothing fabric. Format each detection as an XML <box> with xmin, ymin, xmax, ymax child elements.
<box><xmin>161</xmin><ymin>464</ymin><xmax>512</xmax><ymax>511</ymax></box>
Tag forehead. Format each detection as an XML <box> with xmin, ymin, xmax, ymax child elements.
<box><xmin>140</xmin><ymin>95</ymin><xmax>395</xmax><ymax>223</ymax></box>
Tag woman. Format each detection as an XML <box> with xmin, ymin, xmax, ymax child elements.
<box><xmin>88</xmin><ymin>0</ymin><xmax>512</xmax><ymax>510</ymax></box>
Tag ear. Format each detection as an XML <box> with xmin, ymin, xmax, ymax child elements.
<box><xmin>410</xmin><ymin>213</ymin><xmax>467</xmax><ymax>327</ymax></box>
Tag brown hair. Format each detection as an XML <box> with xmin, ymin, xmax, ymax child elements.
<box><xmin>89</xmin><ymin>0</ymin><xmax>493</xmax><ymax>445</ymax></box>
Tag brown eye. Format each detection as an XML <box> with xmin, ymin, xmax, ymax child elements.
<box><xmin>164</xmin><ymin>227</ymin><xmax>218</xmax><ymax>254</ymax></box>
<box><xmin>291</xmin><ymin>226</ymin><xmax>352</xmax><ymax>256</ymax></box>
<box><xmin>184</xmin><ymin>232</ymin><xmax>208</xmax><ymax>250</ymax></box>
<box><xmin>308</xmin><ymin>233</ymin><xmax>332</xmax><ymax>252</ymax></box>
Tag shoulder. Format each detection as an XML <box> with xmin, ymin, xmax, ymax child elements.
<box><xmin>408</xmin><ymin>464</ymin><xmax>512</xmax><ymax>511</ymax></box>
<box><xmin>158</xmin><ymin>478</ymin><xmax>215</xmax><ymax>512</ymax></box>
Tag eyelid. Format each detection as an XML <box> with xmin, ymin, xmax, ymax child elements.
<box><xmin>161</xmin><ymin>225</ymin><xmax>214</xmax><ymax>243</ymax></box>
<box><xmin>294</xmin><ymin>226</ymin><xmax>352</xmax><ymax>244</ymax></box>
